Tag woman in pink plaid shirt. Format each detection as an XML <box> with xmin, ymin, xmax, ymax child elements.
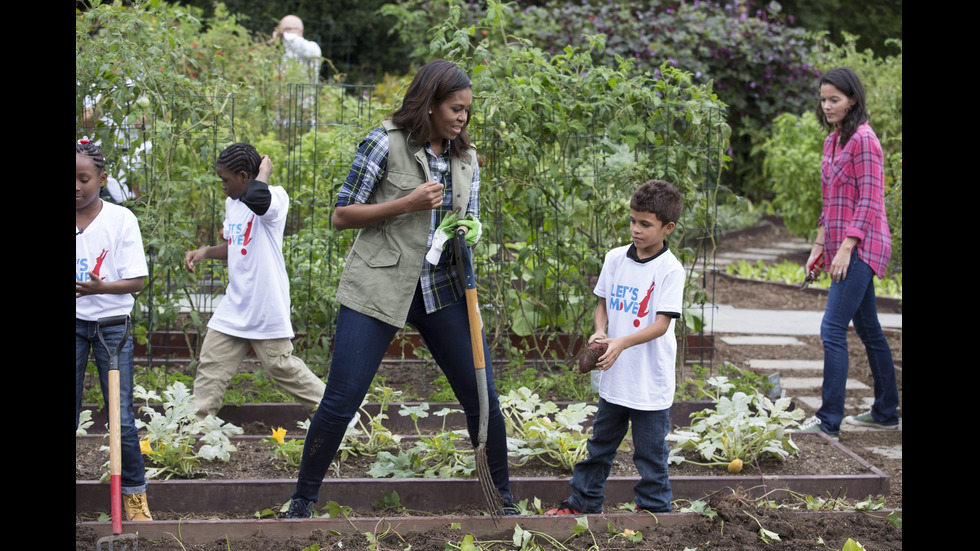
<box><xmin>799</xmin><ymin>68</ymin><xmax>899</xmax><ymax>437</ymax></box>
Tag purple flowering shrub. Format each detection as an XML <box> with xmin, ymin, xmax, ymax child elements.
<box><xmin>516</xmin><ymin>1</ymin><xmax>820</xmax><ymax>197</ymax></box>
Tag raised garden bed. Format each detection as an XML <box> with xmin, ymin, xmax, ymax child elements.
<box><xmin>76</xmin><ymin>508</ymin><xmax>902</xmax><ymax>549</ymax></box>
<box><xmin>77</xmin><ymin>418</ymin><xmax>886</xmax><ymax>515</ymax></box>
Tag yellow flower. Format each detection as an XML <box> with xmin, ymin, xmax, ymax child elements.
<box><xmin>623</xmin><ymin>529</ymin><xmax>636</xmax><ymax>536</ymax></box>
<box><xmin>271</xmin><ymin>427</ymin><xmax>287</xmax><ymax>445</ymax></box>
<box><xmin>139</xmin><ymin>439</ymin><xmax>154</xmax><ymax>455</ymax></box>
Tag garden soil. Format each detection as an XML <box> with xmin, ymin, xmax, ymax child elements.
<box><xmin>76</xmin><ymin>222</ymin><xmax>902</xmax><ymax>550</ymax></box>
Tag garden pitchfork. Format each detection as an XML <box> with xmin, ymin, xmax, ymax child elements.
<box><xmin>96</xmin><ymin>315</ymin><xmax>139</xmax><ymax>551</ymax></box>
<box><xmin>453</xmin><ymin>228</ymin><xmax>504</xmax><ymax>522</ymax></box>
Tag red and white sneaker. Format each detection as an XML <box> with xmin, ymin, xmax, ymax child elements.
<box><xmin>545</xmin><ymin>500</ymin><xmax>583</xmax><ymax>515</ymax></box>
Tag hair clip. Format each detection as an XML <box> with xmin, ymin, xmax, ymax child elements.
<box><xmin>78</xmin><ymin>138</ymin><xmax>92</xmax><ymax>144</ymax></box>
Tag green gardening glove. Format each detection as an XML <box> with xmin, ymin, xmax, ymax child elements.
<box><xmin>456</xmin><ymin>214</ymin><xmax>482</xmax><ymax>247</ymax></box>
<box><xmin>435</xmin><ymin>211</ymin><xmax>459</xmax><ymax>237</ymax></box>
<box><xmin>426</xmin><ymin>211</ymin><xmax>459</xmax><ymax>265</ymax></box>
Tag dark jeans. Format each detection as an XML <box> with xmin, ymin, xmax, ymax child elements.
<box><xmin>568</xmin><ymin>398</ymin><xmax>672</xmax><ymax>513</ymax></box>
<box><xmin>816</xmin><ymin>253</ymin><xmax>899</xmax><ymax>433</ymax></box>
<box><xmin>76</xmin><ymin>318</ymin><xmax>147</xmax><ymax>494</ymax></box>
<box><xmin>292</xmin><ymin>286</ymin><xmax>511</xmax><ymax>505</ymax></box>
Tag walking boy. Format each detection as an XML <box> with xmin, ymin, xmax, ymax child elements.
<box><xmin>185</xmin><ymin>143</ymin><xmax>325</xmax><ymax>420</ymax></box>
<box><xmin>547</xmin><ymin>179</ymin><xmax>685</xmax><ymax>515</ymax></box>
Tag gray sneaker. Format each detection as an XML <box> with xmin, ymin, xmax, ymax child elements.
<box><xmin>843</xmin><ymin>412</ymin><xmax>899</xmax><ymax>430</ymax></box>
<box><xmin>792</xmin><ymin>416</ymin><xmax>839</xmax><ymax>439</ymax></box>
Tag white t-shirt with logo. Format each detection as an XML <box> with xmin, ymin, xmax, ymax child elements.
<box><xmin>207</xmin><ymin>186</ymin><xmax>294</xmax><ymax>339</ymax></box>
<box><xmin>76</xmin><ymin>201</ymin><xmax>148</xmax><ymax>321</ymax></box>
<box><xmin>593</xmin><ymin>243</ymin><xmax>684</xmax><ymax>411</ymax></box>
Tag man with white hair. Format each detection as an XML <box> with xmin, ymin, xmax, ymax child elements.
<box><xmin>273</xmin><ymin>14</ymin><xmax>321</xmax><ymax>78</ymax></box>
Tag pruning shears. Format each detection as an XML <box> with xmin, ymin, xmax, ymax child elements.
<box><xmin>801</xmin><ymin>252</ymin><xmax>824</xmax><ymax>290</ymax></box>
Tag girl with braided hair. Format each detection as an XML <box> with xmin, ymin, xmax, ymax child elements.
<box><xmin>76</xmin><ymin>139</ymin><xmax>152</xmax><ymax>520</ymax></box>
<box><xmin>184</xmin><ymin>143</ymin><xmax>326</xmax><ymax>421</ymax></box>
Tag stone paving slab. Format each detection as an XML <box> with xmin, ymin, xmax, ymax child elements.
<box><xmin>707</xmin><ymin>305</ymin><xmax>902</xmax><ymax>335</ymax></box>
<box><xmin>771</xmin><ymin>240</ymin><xmax>811</xmax><ymax>250</ymax></box>
<box><xmin>797</xmin><ymin>396</ymin><xmax>823</xmax><ymax>410</ymax></box>
<box><xmin>749</xmin><ymin>359</ymin><xmax>823</xmax><ymax>370</ymax></box>
<box><xmin>717</xmin><ymin>251</ymin><xmax>780</xmax><ymax>260</ymax></box>
<box><xmin>721</xmin><ymin>336</ymin><xmax>804</xmax><ymax>346</ymax></box>
<box><xmin>793</xmin><ymin>397</ymin><xmax>901</xmax><ymax>428</ymax></box>
<box><xmin>868</xmin><ymin>445</ymin><xmax>903</xmax><ymax>459</ymax></box>
<box><xmin>741</xmin><ymin>247</ymin><xmax>797</xmax><ymax>256</ymax></box>
<box><xmin>780</xmin><ymin>377</ymin><xmax>870</xmax><ymax>390</ymax></box>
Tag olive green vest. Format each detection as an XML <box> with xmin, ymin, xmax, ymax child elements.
<box><xmin>335</xmin><ymin>121</ymin><xmax>477</xmax><ymax>327</ymax></box>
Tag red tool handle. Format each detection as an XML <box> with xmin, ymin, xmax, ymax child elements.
<box><xmin>109</xmin><ymin>369</ymin><xmax>123</xmax><ymax>534</ymax></box>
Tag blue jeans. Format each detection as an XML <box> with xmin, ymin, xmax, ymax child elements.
<box><xmin>568</xmin><ymin>398</ymin><xmax>672</xmax><ymax>513</ymax></box>
<box><xmin>816</xmin><ymin>254</ymin><xmax>899</xmax><ymax>434</ymax></box>
<box><xmin>292</xmin><ymin>286</ymin><xmax>511</xmax><ymax>504</ymax></box>
<box><xmin>76</xmin><ymin>318</ymin><xmax>147</xmax><ymax>494</ymax></box>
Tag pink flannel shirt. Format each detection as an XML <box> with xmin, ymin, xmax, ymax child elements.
<box><xmin>818</xmin><ymin>123</ymin><xmax>892</xmax><ymax>277</ymax></box>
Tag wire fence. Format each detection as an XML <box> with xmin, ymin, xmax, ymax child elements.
<box><xmin>78</xmin><ymin>82</ymin><xmax>727</xmax><ymax>378</ymax></box>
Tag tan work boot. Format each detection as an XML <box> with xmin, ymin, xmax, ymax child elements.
<box><xmin>125</xmin><ymin>492</ymin><xmax>153</xmax><ymax>521</ymax></box>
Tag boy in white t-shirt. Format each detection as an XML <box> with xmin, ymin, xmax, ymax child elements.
<box><xmin>184</xmin><ymin>143</ymin><xmax>325</xmax><ymax>420</ymax></box>
<box><xmin>547</xmin><ymin>179</ymin><xmax>685</xmax><ymax>515</ymax></box>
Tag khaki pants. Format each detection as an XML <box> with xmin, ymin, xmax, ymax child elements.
<box><xmin>192</xmin><ymin>328</ymin><xmax>326</xmax><ymax>419</ymax></box>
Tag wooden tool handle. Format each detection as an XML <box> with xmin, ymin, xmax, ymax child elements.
<box><xmin>465</xmin><ymin>288</ymin><xmax>486</xmax><ymax>372</ymax></box>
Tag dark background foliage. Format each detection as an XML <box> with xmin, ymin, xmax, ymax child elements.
<box><xmin>175</xmin><ymin>0</ymin><xmax>412</xmax><ymax>82</ymax></box>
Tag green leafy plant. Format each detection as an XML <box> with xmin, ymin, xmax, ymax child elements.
<box><xmin>133</xmin><ymin>382</ymin><xmax>243</xmax><ymax>479</ymax></box>
<box><xmin>886</xmin><ymin>510</ymin><xmax>902</xmax><ymax>530</ymax></box>
<box><xmin>134</xmin><ymin>366</ymin><xmax>196</xmax><ymax>395</ymax></box>
<box><xmin>366</xmin><ymin>403</ymin><xmax>475</xmax><ymax>479</ymax></box>
<box><xmin>676</xmin><ymin>499</ymin><xmax>718</xmax><ymax>520</ymax></box>
<box><xmin>362</xmin><ymin>519</ymin><xmax>401</xmax><ymax>551</ymax></box>
<box><xmin>499</xmin><ymin>387</ymin><xmax>599</xmax><ymax>472</ymax></box>
<box><xmin>513</xmin><ymin>516</ymin><xmax>597</xmax><ymax>551</ymax></box>
<box><xmin>607</xmin><ymin>523</ymin><xmax>643</xmax><ymax>544</ymax></box>
<box><xmin>725</xmin><ymin>259</ymin><xmax>902</xmax><ymax>299</ymax></box>
<box><xmin>263</xmin><ymin>422</ymin><xmax>308</xmax><ymax>471</ymax></box>
<box><xmin>76</xmin><ymin>409</ymin><xmax>94</xmax><ymax>437</ymax></box>
<box><xmin>370</xmin><ymin>491</ymin><xmax>405</xmax><ymax>513</ymax></box>
<box><xmin>221</xmin><ymin>371</ymin><xmax>296</xmax><ymax>406</ymax></box>
<box><xmin>675</xmin><ymin>363</ymin><xmax>774</xmax><ymax>401</ymax></box>
<box><xmin>743</xmin><ymin>510</ymin><xmax>781</xmax><ymax>544</ymax></box>
<box><xmin>337</xmin><ymin>384</ymin><xmax>403</xmax><ymax>464</ymax></box>
<box><xmin>667</xmin><ymin>378</ymin><xmax>805</xmax><ymax>469</ymax></box>
<box><xmin>763</xmin><ymin>111</ymin><xmax>825</xmax><ymax>239</ymax></box>
<box><xmin>427</xmin><ymin>375</ymin><xmax>459</xmax><ymax>402</ymax></box>
<box><xmin>493</xmin><ymin>366</ymin><xmax>598</xmax><ymax>403</ymax></box>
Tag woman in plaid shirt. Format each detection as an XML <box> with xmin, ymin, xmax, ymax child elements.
<box><xmin>799</xmin><ymin>68</ymin><xmax>899</xmax><ymax>437</ymax></box>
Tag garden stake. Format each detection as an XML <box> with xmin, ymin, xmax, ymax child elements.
<box><xmin>453</xmin><ymin>228</ymin><xmax>503</xmax><ymax>522</ymax></box>
<box><xmin>96</xmin><ymin>315</ymin><xmax>140</xmax><ymax>551</ymax></box>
